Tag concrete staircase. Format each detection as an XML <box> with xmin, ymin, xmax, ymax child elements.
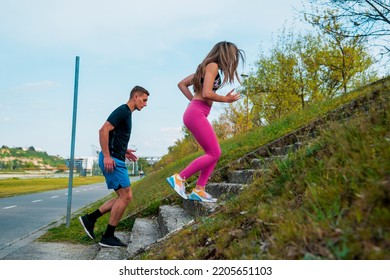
<box><xmin>93</xmin><ymin>77</ymin><xmax>388</xmax><ymax>260</ymax></box>
<box><xmin>93</xmin><ymin>204</ymin><xmax>193</xmax><ymax>259</ymax></box>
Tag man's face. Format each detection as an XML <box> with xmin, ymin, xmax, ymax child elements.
<box><xmin>135</xmin><ymin>93</ymin><xmax>148</xmax><ymax>111</ymax></box>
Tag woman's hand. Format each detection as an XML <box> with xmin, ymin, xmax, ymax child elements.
<box><xmin>225</xmin><ymin>89</ymin><xmax>241</xmax><ymax>103</ymax></box>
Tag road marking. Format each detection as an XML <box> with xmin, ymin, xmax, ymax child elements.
<box><xmin>32</xmin><ymin>200</ymin><xmax>42</xmax><ymax>203</ymax></box>
<box><xmin>3</xmin><ymin>205</ymin><xmax>17</xmax><ymax>209</ymax></box>
<box><xmin>51</xmin><ymin>196</ymin><xmax>59</xmax><ymax>198</ymax></box>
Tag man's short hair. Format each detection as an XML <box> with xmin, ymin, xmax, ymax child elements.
<box><xmin>130</xmin><ymin>86</ymin><xmax>149</xmax><ymax>99</ymax></box>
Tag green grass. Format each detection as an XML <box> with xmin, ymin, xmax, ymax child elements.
<box><xmin>0</xmin><ymin>176</ymin><xmax>105</xmax><ymax>198</ymax></box>
<box><xmin>140</xmin><ymin>95</ymin><xmax>389</xmax><ymax>260</ymax></box>
<box><xmin>39</xmin><ymin>77</ymin><xmax>390</xmax><ymax>258</ymax></box>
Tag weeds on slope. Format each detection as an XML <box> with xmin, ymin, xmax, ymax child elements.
<box><xmin>142</xmin><ymin>98</ymin><xmax>389</xmax><ymax>259</ymax></box>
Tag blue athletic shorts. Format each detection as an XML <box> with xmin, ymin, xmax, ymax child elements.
<box><xmin>99</xmin><ymin>152</ymin><xmax>131</xmax><ymax>190</ymax></box>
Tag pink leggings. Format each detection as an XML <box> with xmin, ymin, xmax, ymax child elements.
<box><xmin>179</xmin><ymin>99</ymin><xmax>221</xmax><ymax>187</ymax></box>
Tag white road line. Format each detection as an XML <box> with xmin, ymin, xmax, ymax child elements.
<box><xmin>3</xmin><ymin>205</ymin><xmax>17</xmax><ymax>209</ymax></box>
<box><xmin>51</xmin><ymin>196</ymin><xmax>59</xmax><ymax>198</ymax></box>
<box><xmin>32</xmin><ymin>200</ymin><xmax>42</xmax><ymax>203</ymax></box>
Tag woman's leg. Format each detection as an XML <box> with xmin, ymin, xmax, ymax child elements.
<box><xmin>179</xmin><ymin>103</ymin><xmax>221</xmax><ymax>187</ymax></box>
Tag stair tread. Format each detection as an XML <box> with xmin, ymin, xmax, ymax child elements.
<box><xmin>94</xmin><ymin>231</ymin><xmax>129</xmax><ymax>260</ymax></box>
<box><xmin>208</xmin><ymin>182</ymin><xmax>245</xmax><ymax>185</ymax></box>
<box><xmin>158</xmin><ymin>205</ymin><xmax>194</xmax><ymax>236</ymax></box>
<box><xmin>127</xmin><ymin>218</ymin><xmax>161</xmax><ymax>258</ymax></box>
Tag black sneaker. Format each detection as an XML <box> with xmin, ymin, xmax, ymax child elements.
<box><xmin>79</xmin><ymin>215</ymin><xmax>96</xmax><ymax>240</ymax></box>
<box><xmin>99</xmin><ymin>236</ymin><xmax>128</xmax><ymax>248</ymax></box>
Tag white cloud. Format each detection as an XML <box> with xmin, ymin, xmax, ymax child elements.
<box><xmin>0</xmin><ymin>0</ymin><xmax>308</xmax><ymax>158</ymax></box>
<box><xmin>0</xmin><ymin>0</ymin><xmax>303</xmax><ymax>59</ymax></box>
<box><xmin>0</xmin><ymin>117</ymin><xmax>11</xmax><ymax>122</ymax></box>
<box><xmin>11</xmin><ymin>80</ymin><xmax>60</xmax><ymax>94</ymax></box>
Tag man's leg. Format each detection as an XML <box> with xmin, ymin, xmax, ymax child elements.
<box><xmin>99</xmin><ymin>186</ymin><xmax>132</xmax><ymax>247</ymax></box>
<box><xmin>98</xmin><ymin>197</ymin><xmax>118</xmax><ymax>215</ymax></box>
<box><xmin>108</xmin><ymin>187</ymin><xmax>132</xmax><ymax>226</ymax></box>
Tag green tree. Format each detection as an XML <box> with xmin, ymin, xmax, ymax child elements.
<box><xmin>214</xmin><ymin>98</ymin><xmax>254</xmax><ymax>137</ymax></box>
<box><xmin>304</xmin><ymin>0</ymin><xmax>390</xmax><ymax>56</ymax></box>
<box><xmin>306</xmin><ymin>10</ymin><xmax>376</xmax><ymax>96</ymax></box>
<box><xmin>241</xmin><ymin>27</ymin><xmax>375</xmax><ymax>125</ymax></box>
<box><xmin>251</xmin><ymin>31</ymin><xmax>325</xmax><ymax>123</ymax></box>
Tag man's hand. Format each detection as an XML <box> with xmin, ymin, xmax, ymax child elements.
<box><xmin>125</xmin><ymin>149</ymin><xmax>138</xmax><ymax>162</ymax></box>
<box><xmin>103</xmin><ymin>155</ymin><xmax>116</xmax><ymax>173</ymax></box>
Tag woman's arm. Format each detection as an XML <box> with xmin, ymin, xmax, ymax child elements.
<box><xmin>178</xmin><ymin>74</ymin><xmax>195</xmax><ymax>101</ymax></box>
<box><xmin>202</xmin><ymin>63</ymin><xmax>240</xmax><ymax>103</ymax></box>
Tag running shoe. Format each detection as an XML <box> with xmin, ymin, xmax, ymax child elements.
<box><xmin>99</xmin><ymin>235</ymin><xmax>128</xmax><ymax>248</ymax></box>
<box><xmin>166</xmin><ymin>174</ymin><xmax>188</xmax><ymax>199</ymax></box>
<box><xmin>188</xmin><ymin>188</ymin><xmax>217</xmax><ymax>203</ymax></box>
<box><xmin>79</xmin><ymin>215</ymin><xmax>96</xmax><ymax>239</ymax></box>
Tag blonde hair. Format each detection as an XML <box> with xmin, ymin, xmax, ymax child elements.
<box><xmin>193</xmin><ymin>41</ymin><xmax>245</xmax><ymax>93</ymax></box>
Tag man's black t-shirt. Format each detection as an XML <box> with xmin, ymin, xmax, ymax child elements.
<box><xmin>106</xmin><ymin>104</ymin><xmax>132</xmax><ymax>161</ymax></box>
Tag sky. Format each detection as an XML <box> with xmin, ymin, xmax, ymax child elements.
<box><xmin>0</xmin><ymin>0</ymin><xmax>309</xmax><ymax>159</ymax></box>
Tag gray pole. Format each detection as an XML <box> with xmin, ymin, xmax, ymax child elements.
<box><xmin>66</xmin><ymin>56</ymin><xmax>80</xmax><ymax>228</ymax></box>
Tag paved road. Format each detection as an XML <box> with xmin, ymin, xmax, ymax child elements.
<box><xmin>0</xmin><ymin>177</ymin><xmax>140</xmax><ymax>258</ymax></box>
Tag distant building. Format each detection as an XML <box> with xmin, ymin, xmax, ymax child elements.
<box><xmin>65</xmin><ymin>157</ymin><xmax>97</xmax><ymax>175</ymax></box>
<box><xmin>141</xmin><ymin>156</ymin><xmax>162</xmax><ymax>164</ymax></box>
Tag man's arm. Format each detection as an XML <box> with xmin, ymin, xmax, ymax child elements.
<box><xmin>99</xmin><ymin>121</ymin><xmax>116</xmax><ymax>172</ymax></box>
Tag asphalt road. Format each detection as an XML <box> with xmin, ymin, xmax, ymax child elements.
<box><xmin>0</xmin><ymin>177</ymin><xmax>140</xmax><ymax>257</ymax></box>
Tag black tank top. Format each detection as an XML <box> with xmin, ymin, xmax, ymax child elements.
<box><xmin>201</xmin><ymin>71</ymin><xmax>222</xmax><ymax>91</ymax></box>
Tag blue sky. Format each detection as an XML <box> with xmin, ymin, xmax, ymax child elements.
<box><xmin>0</xmin><ymin>0</ymin><xmax>308</xmax><ymax>158</ymax></box>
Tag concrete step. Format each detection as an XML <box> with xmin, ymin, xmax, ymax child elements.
<box><xmin>126</xmin><ymin>218</ymin><xmax>161</xmax><ymax>258</ymax></box>
<box><xmin>158</xmin><ymin>205</ymin><xmax>194</xmax><ymax>236</ymax></box>
<box><xmin>182</xmin><ymin>199</ymin><xmax>219</xmax><ymax>218</ymax></box>
<box><xmin>269</xmin><ymin>142</ymin><xmax>303</xmax><ymax>156</ymax></box>
<box><xmin>206</xmin><ymin>182</ymin><xmax>246</xmax><ymax>198</ymax></box>
<box><xmin>126</xmin><ymin>205</ymin><xmax>194</xmax><ymax>259</ymax></box>
<box><xmin>227</xmin><ymin>169</ymin><xmax>265</xmax><ymax>184</ymax></box>
<box><xmin>94</xmin><ymin>231</ymin><xmax>129</xmax><ymax>260</ymax></box>
<box><xmin>251</xmin><ymin>155</ymin><xmax>286</xmax><ymax>169</ymax></box>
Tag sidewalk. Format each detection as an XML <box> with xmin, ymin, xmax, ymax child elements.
<box><xmin>0</xmin><ymin>215</ymin><xmax>133</xmax><ymax>260</ymax></box>
<box><xmin>0</xmin><ymin>217</ymin><xmax>100</xmax><ymax>260</ymax></box>
<box><xmin>3</xmin><ymin>240</ymin><xmax>99</xmax><ymax>260</ymax></box>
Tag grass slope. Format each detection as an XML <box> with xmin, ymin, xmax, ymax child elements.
<box><xmin>41</xmin><ymin>78</ymin><xmax>390</xmax><ymax>259</ymax></box>
<box><xmin>142</xmin><ymin>101</ymin><xmax>389</xmax><ymax>259</ymax></box>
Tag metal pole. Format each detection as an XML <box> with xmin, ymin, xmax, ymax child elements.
<box><xmin>66</xmin><ymin>56</ymin><xmax>80</xmax><ymax>228</ymax></box>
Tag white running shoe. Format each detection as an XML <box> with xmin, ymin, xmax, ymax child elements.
<box><xmin>188</xmin><ymin>188</ymin><xmax>217</xmax><ymax>203</ymax></box>
<box><xmin>166</xmin><ymin>174</ymin><xmax>188</xmax><ymax>199</ymax></box>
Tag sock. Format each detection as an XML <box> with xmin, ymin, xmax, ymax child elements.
<box><xmin>194</xmin><ymin>187</ymin><xmax>205</xmax><ymax>192</ymax></box>
<box><xmin>87</xmin><ymin>209</ymin><xmax>102</xmax><ymax>223</ymax></box>
<box><xmin>177</xmin><ymin>174</ymin><xmax>185</xmax><ymax>181</ymax></box>
<box><xmin>103</xmin><ymin>224</ymin><xmax>116</xmax><ymax>238</ymax></box>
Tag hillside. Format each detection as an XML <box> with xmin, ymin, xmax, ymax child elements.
<box><xmin>137</xmin><ymin>77</ymin><xmax>390</xmax><ymax>260</ymax></box>
<box><xmin>40</xmin><ymin>77</ymin><xmax>389</xmax><ymax>260</ymax></box>
<box><xmin>0</xmin><ymin>146</ymin><xmax>64</xmax><ymax>171</ymax></box>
